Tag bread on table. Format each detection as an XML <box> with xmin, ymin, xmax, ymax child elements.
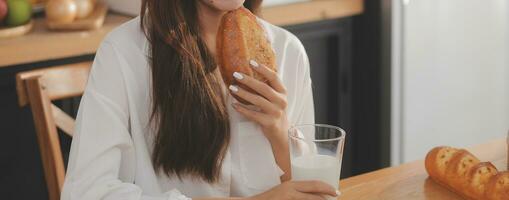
<box><xmin>485</xmin><ymin>171</ymin><xmax>509</xmax><ymax>200</ymax></box>
<box><xmin>425</xmin><ymin>146</ymin><xmax>509</xmax><ymax>200</ymax></box>
<box><xmin>216</xmin><ymin>7</ymin><xmax>277</xmax><ymax>103</ymax></box>
<box><xmin>464</xmin><ymin>162</ymin><xmax>498</xmax><ymax>198</ymax></box>
<box><xmin>445</xmin><ymin>150</ymin><xmax>480</xmax><ymax>191</ymax></box>
<box><xmin>425</xmin><ymin>146</ymin><xmax>460</xmax><ymax>183</ymax></box>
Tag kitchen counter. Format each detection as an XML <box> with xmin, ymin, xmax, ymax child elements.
<box><xmin>0</xmin><ymin>14</ymin><xmax>131</xmax><ymax>67</ymax></box>
<box><xmin>262</xmin><ymin>0</ymin><xmax>363</xmax><ymax>26</ymax></box>
<box><xmin>339</xmin><ymin>138</ymin><xmax>508</xmax><ymax>199</ymax></box>
<box><xmin>0</xmin><ymin>0</ymin><xmax>363</xmax><ymax>67</ymax></box>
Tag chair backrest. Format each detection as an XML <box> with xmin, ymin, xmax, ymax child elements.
<box><xmin>16</xmin><ymin>61</ymin><xmax>91</xmax><ymax>200</ymax></box>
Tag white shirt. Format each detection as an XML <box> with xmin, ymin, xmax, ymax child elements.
<box><xmin>61</xmin><ymin>16</ymin><xmax>314</xmax><ymax>200</ymax></box>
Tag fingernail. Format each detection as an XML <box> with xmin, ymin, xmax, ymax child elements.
<box><xmin>229</xmin><ymin>85</ymin><xmax>239</xmax><ymax>92</ymax></box>
<box><xmin>336</xmin><ymin>190</ymin><xmax>341</xmax><ymax>196</ymax></box>
<box><xmin>249</xmin><ymin>60</ymin><xmax>259</xmax><ymax>67</ymax></box>
<box><xmin>233</xmin><ymin>72</ymin><xmax>244</xmax><ymax>80</ymax></box>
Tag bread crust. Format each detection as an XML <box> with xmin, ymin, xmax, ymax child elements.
<box><xmin>425</xmin><ymin>146</ymin><xmax>459</xmax><ymax>183</ymax></box>
<box><xmin>425</xmin><ymin>146</ymin><xmax>507</xmax><ymax>200</ymax></box>
<box><xmin>216</xmin><ymin>7</ymin><xmax>277</xmax><ymax>103</ymax></box>
<box><xmin>465</xmin><ymin>162</ymin><xmax>498</xmax><ymax>199</ymax></box>
<box><xmin>485</xmin><ymin>171</ymin><xmax>509</xmax><ymax>200</ymax></box>
<box><xmin>446</xmin><ymin>150</ymin><xmax>480</xmax><ymax>190</ymax></box>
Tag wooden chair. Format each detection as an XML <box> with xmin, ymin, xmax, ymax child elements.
<box><xmin>16</xmin><ymin>62</ymin><xmax>92</xmax><ymax>200</ymax></box>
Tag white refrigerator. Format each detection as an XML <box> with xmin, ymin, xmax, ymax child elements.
<box><xmin>391</xmin><ymin>0</ymin><xmax>509</xmax><ymax>164</ymax></box>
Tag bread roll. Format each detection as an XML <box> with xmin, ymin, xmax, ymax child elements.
<box><xmin>445</xmin><ymin>150</ymin><xmax>480</xmax><ymax>190</ymax></box>
<box><xmin>425</xmin><ymin>146</ymin><xmax>460</xmax><ymax>183</ymax></box>
<box><xmin>216</xmin><ymin>7</ymin><xmax>277</xmax><ymax>103</ymax></box>
<box><xmin>485</xmin><ymin>171</ymin><xmax>509</xmax><ymax>200</ymax></box>
<box><xmin>464</xmin><ymin>162</ymin><xmax>498</xmax><ymax>198</ymax></box>
<box><xmin>425</xmin><ymin>146</ymin><xmax>509</xmax><ymax>200</ymax></box>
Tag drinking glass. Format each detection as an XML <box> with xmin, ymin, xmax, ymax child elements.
<box><xmin>288</xmin><ymin>124</ymin><xmax>346</xmax><ymax>199</ymax></box>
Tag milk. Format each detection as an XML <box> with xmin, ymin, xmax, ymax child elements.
<box><xmin>291</xmin><ymin>155</ymin><xmax>340</xmax><ymax>199</ymax></box>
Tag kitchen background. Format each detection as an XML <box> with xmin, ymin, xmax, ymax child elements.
<box><xmin>0</xmin><ymin>0</ymin><xmax>508</xmax><ymax>199</ymax></box>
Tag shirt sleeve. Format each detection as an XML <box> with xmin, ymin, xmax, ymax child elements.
<box><xmin>61</xmin><ymin>41</ymin><xmax>190</xmax><ymax>200</ymax></box>
<box><xmin>292</xmin><ymin>49</ymin><xmax>315</xmax><ymax>126</ymax></box>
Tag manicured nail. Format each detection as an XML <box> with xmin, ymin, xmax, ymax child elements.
<box><xmin>233</xmin><ymin>72</ymin><xmax>244</xmax><ymax>80</ymax></box>
<box><xmin>229</xmin><ymin>85</ymin><xmax>239</xmax><ymax>92</ymax></box>
<box><xmin>249</xmin><ymin>60</ymin><xmax>259</xmax><ymax>67</ymax></box>
<box><xmin>336</xmin><ymin>190</ymin><xmax>341</xmax><ymax>196</ymax></box>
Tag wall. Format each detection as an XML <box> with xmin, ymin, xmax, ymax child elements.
<box><xmin>392</xmin><ymin>0</ymin><xmax>509</xmax><ymax>164</ymax></box>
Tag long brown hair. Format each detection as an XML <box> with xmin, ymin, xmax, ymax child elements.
<box><xmin>140</xmin><ymin>0</ymin><xmax>262</xmax><ymax>183</ymax></box>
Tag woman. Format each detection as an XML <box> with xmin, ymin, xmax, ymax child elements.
<box><xmin>61</xmin><ymin>0</ymin><xmax>339</xmax><ymax>199</ymax></box>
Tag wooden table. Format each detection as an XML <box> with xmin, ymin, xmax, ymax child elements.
<box><xmin>339</xmin><ymin>139</ymin><xmax>508</xmax><ymax>199</ymax></box>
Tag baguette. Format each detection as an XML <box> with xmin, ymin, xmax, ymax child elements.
<box><xmin>425</xmin><ymin>146</ymin><xmax>508</xmax><ymax>200</ymax></box>
<box><xmin>425</xmin><ymin>146</ymin><xmax>460</xmax><ymax>183</ymax></box>
<box><xmin>445</xmin><ymin>150</ymin><xmax>480</xmax><ymax>191</ymax></box>
<box><xmin>485</xmin><ymin>171</ymin><xmax>509</xmax><ymax>200</ymax></box>
<box><xmin>464</xmin><ymin>162</ymin><xmax>498</xmax><ymax>198</ymax></box>
<box><xmin>216</xmin><ymin>7</ymin><xmax>277</xmax><ymax>104</ymax></box>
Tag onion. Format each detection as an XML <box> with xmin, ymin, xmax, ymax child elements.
<box><xmin>75</xmin><ymin>0</ymin><xmax>94</xmax><ymax>19</ymax></box>
<box><xmin>45</xmin><ymin>0</ymin><xmax>77</xmax><ymax>23</ymax></box>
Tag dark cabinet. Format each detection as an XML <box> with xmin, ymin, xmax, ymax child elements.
<box><xmin>285</xmin><ymin>13</ymin><xmax>388</xmax><ymax>178</ymax></box>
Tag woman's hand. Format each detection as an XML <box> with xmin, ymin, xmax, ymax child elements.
<box><xmin>248</xmin><ymin>180</ymin><xmax>339</xmax><ymax>200</ymax></box>
<box><xmin>229</xmin><ymin>60</ymin><xmax>289</xmax><ymax>144</ymax></box>
<box><xmin>194</xmin><ymin>181</ymin><xmax>338</xmax><ymax>200</ymax></box>
<box><xmin>228</xmin><ymin>60</ymin><xmax>291</xmax><ymax>181</ymax></box>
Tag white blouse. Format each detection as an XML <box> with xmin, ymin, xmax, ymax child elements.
<box><xmin>61</xmin><ymin>16</ymin><xmax>314</xmax><ymax>200</ymax></box>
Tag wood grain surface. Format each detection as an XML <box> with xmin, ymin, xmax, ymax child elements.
<box><xmin>0</xmin><ymin>14</ymin><xmax>131</xmax><ymax>67</ymax></box>
<box><xmin>338</xmin><ymin>139</ymin><xmax>507</xmax><ymax>199</ymax></box>
<box><xmin>262</xmin><ymin>0</ymin><xmax>364</xmax><ymax>26</ymax></box>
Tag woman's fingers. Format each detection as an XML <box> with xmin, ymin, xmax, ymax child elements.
<box><xmin>232</xmin><ymin>72</ymin><xmax>287</xmax><ymax>109</ymax></box>
<box><xmin>229</xmin><ymin>85</ymin><xmax>281</xmax><ymax>116</ymax></box>
<box><xmin>295</xmin><ymin>193</ymin><xmax>326</xmax><ymax>200</ymax></box>
<box><xmin>292</xmin><ymin>180</ymin><xmax>338</xmax><ymax>197</ymax></box>
<box><xmin>249</xmin><ymin>60</ymin><xmax>286</xmax><ymax>94</ymax></box>
<box><xmin>232</xmin><ymin>102</ymin><xmax>270</xmax><ymax>125</ymax></box>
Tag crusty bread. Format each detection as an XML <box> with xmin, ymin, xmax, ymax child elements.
<box><xmin>216</xmin><ymin>7</ymin><xmax>277</xmax><ymax>103</ymax></box>
<box><xmin>464</xmin><ymin>162</ymin><xmax>498</xmax><ymax>198</ymax></box>
<box><xmin>425</xmin><ymin>146</ymin><xmax>508</xmax><ymax>200</ymax></box>
<box><xmin>425</xmin><ymin>146</ymin><xmax>460</xmax><ymax>183</ymax></box>
<box><xmin>446</xmin><ymin>150</ymin><xmax>480</xmax><ymax>190</ymax></box>
<box><xmin>485</xmin><ymin>171</ymin><xmax>509</xmax><ymax>200</ymax></box>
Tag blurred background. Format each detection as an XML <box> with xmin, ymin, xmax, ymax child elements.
<box><xmin>0</xmin><ymin>0</ymin><xmax>507</xmax><ymax>199</ymax></box>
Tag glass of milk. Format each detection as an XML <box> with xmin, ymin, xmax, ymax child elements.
<box><xmin>288</xmin><ymin>124</ymin><xmax>346</xmax><ymax>200</ymax></box>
